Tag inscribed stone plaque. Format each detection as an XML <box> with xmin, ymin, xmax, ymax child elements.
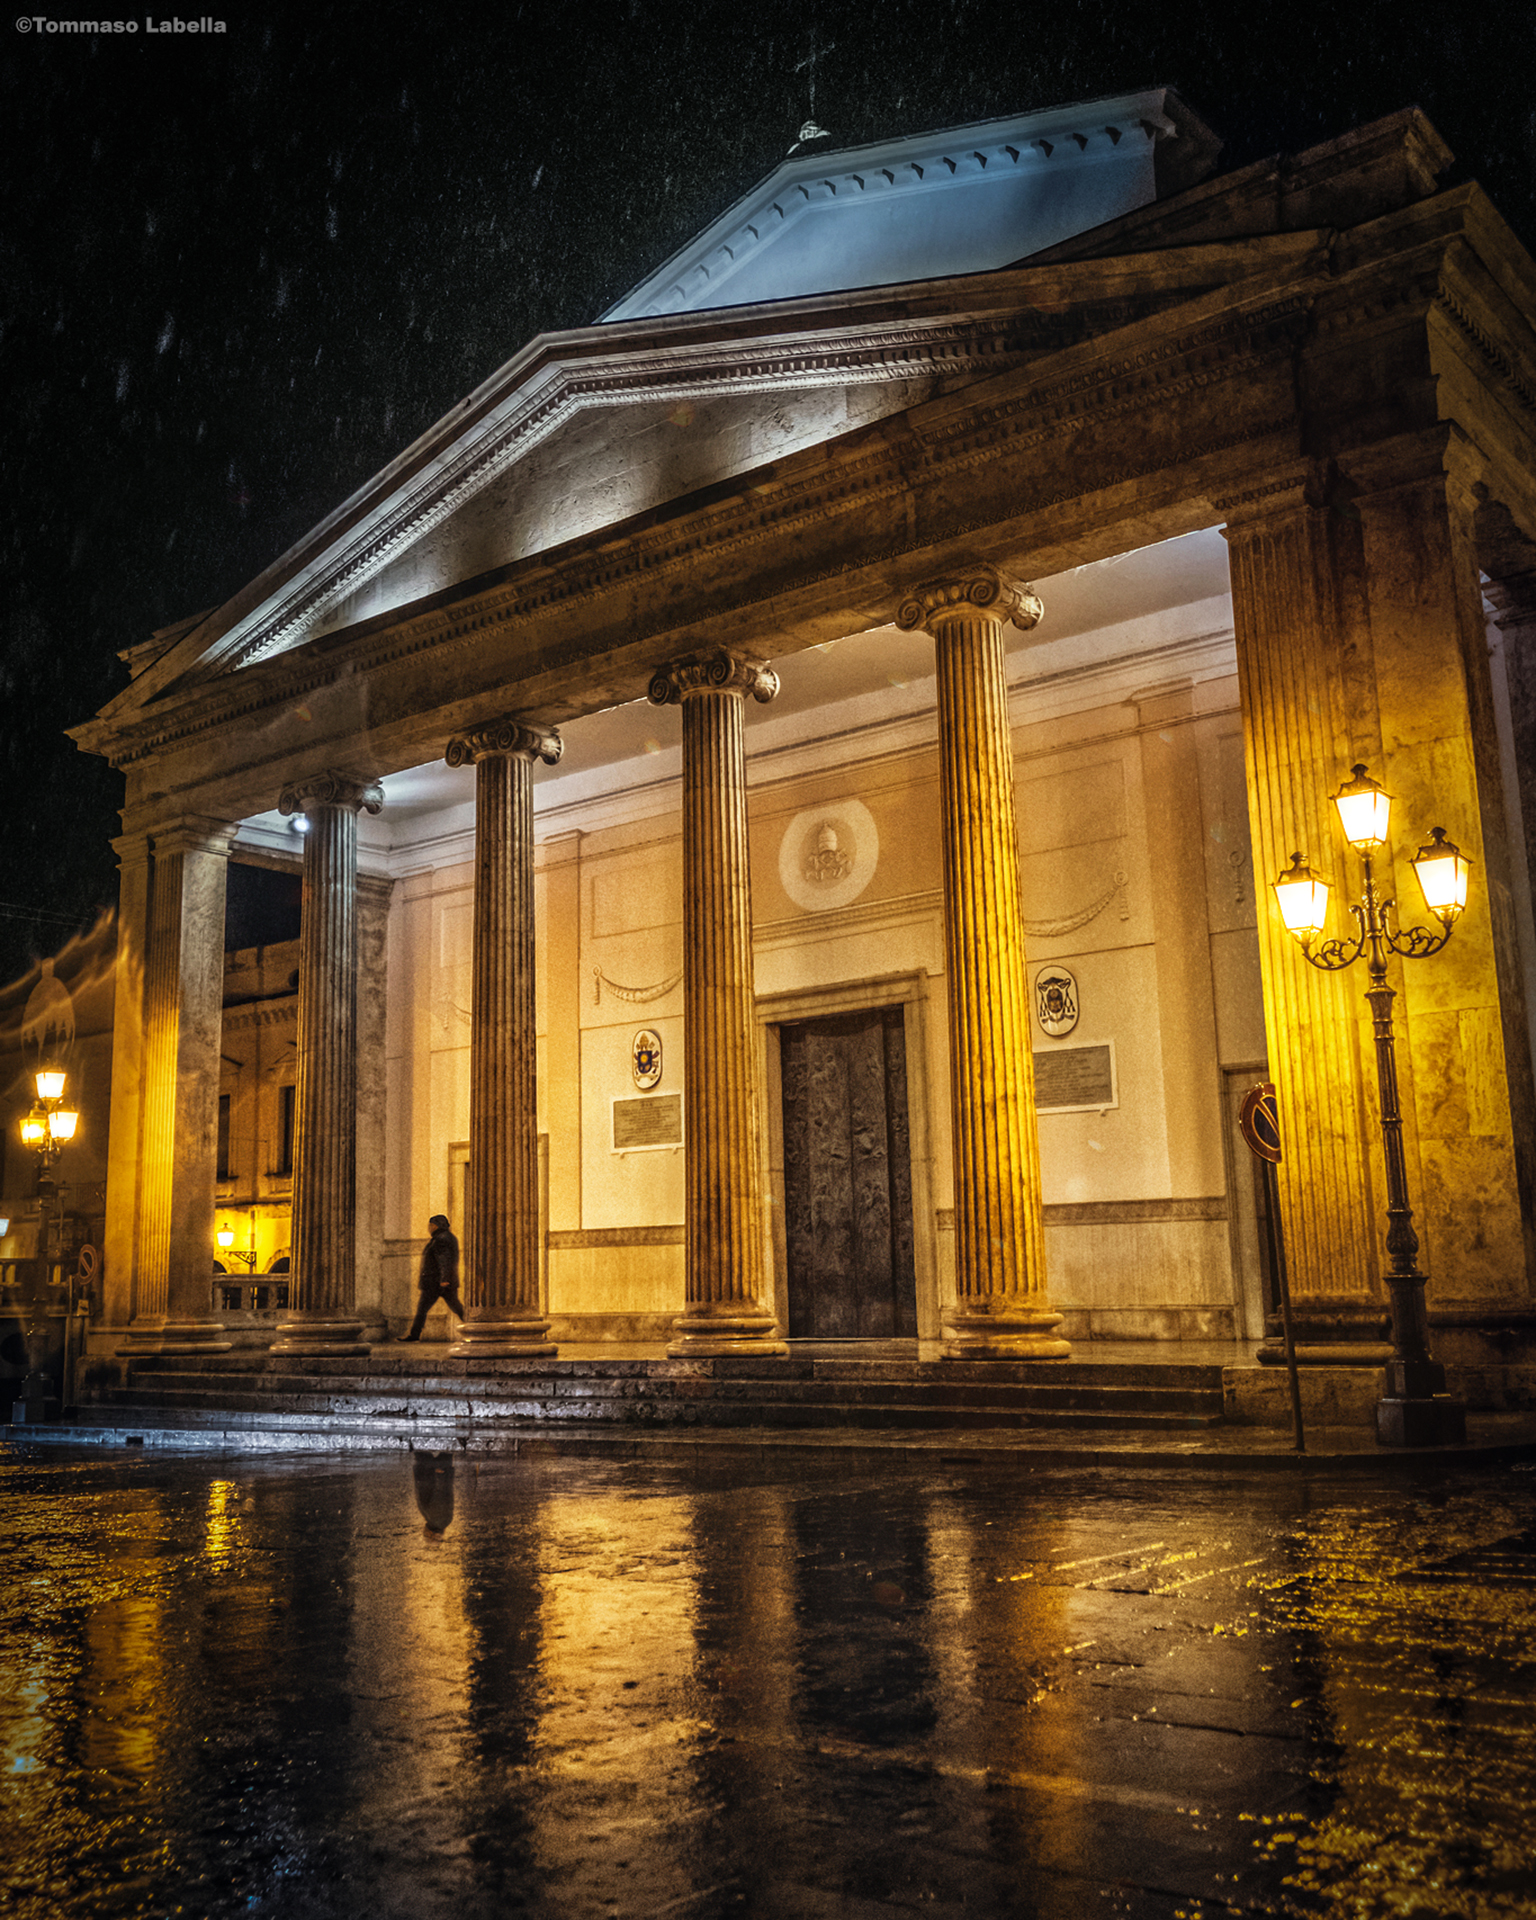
<box><xmin>1032</xmin><ymin>1044</ymin><xmax>1116</xmax><ymax>1113</ymax></box>
<box><xmin>612</xmin><ymin>1093</ymin><xmax>683</xmax><ymax>1151</ymax></box>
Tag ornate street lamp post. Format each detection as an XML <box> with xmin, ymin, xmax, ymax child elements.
<box><xmin>1272</xmin><ymin>766</ymin><xmax>1470</xmax><ymax>1448</ymax></box>
<box><xmin>20</xmin><ymin>1063</ymin><xmax>80</xmax><ymax>1255</ymax></box>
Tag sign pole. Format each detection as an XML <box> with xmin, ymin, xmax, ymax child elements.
<box><xmin>1239</xmin><ymin>1083</ymin><xmax>1304</xmax><ymax>1455</ymax></box>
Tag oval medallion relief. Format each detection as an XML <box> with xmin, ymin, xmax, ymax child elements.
<box><xmin>777</xmin><ymin>799</ymin><xmax>879</xmax><ymax>913</ymax></box>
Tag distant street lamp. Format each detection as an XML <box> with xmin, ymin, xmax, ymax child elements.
<box><xmin>1272</xmin><ymin>765</ymin><xmax>1470</xmax><ymax>1448</ymax></box>
<box><xmin>215</xmin><ymin>1225</ymin><xmax>257</xmax><ymax>1269</ymax></box>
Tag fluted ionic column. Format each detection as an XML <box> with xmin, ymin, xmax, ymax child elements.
<box><xmin>445</xmin><ymin>719</ymin><xmax>563</xmax><ymax>1358</ymax></box>
<box><xmin>271</xmin><ymin>772</ymin><xmax>384</xmax><ymax>1356</ymax></box>
<box><xmin>896</xmin><ymin>569</ymin><xmax>1068</xmax><ymax>1360</ymax></box>
<box><xmin>119</xmin><ymin>817</ymin><xmax>237</xmax><ymax>1355</ymax></box>
<box><xmin>648</xmin><ymin>652</ymin><xmax>787</xmax><ymax>1356</ymax></box>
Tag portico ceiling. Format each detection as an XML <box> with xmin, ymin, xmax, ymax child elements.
<box><xmin>233</xmin><ymin>527</ymin><xmax>1234</xmax><ymax>870</ymax></box>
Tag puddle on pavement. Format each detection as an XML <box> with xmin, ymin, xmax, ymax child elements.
<box><xmin>2</xmin><ymin>1450</ymin><xmax>1534</xmax><ymax>1918</ymax></box>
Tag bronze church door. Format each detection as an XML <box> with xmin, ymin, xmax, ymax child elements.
<box><xmin>780</xmin><ymin>1006</ymin><xmax>917</xmax><ymax>1339</ymax></box>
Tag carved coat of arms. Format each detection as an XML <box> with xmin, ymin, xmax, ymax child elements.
<box><xmin>1034</xmin><ymin>966</ymin><xmax>1080</xmax><ymax>1038</ymax></box>
<box><xmin>803</xmin><ymin>821</ymin><xmax>853</xmax><ymax>884</ymax></box>
<box><xmin>632</xmin><ymin>1029</ymin><xmax>663</xmax><ymax>1090</ymax></box>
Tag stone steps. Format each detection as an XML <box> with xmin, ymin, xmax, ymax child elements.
<box><xmin>112</xmin><ymin>1366</ymin><xmax>1220</xmax><ymax>1416</ymax></box>
<box><xmin>89</xmin><ymin>1383</ymin><xmax>1221</xmax><ymax>1433</ymax></box>
<box><xmin>81</xmin><ymin>1351</ymin><xmax>1229</xmax><ymax>1442</ymax></box>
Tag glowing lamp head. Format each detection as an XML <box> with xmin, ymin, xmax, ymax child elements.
<box><xmin>216</xmin><ymin>1227</ymin><xmax>235</xmax><ymax>1251</ymax></box>
<box><xmin>290</xmin><ymin>814</ymin><xmax>310</xmax><ymax>835</ymax></box>
<box><xmin>48</xmin><ymin>1107</ymin><xmax>78</xmax><ymax>1143</ymax></box>
<box><xmin>1412</xmin><ymin>827</ymin><xmax>1471</xmax><ymax>923</ymax></box>
<box><xmin>0</xmin><ymin>1218</ymin><xmax>8</xmax><ymax>1239</ymax></box>
<box><xmin>34</xmin><ymin>1066</ymin><xmax>66</xmax><ymax>1101</ymax></box>
<box><xmin>1273</xmin><ymin>851</ymin><xmax>1332</xmax><ymax>945</ymax></box>
<box><xmin>1332</xmin><ymin>764</ymin><xmax>1393</xmax><ymax>851</ymax></box>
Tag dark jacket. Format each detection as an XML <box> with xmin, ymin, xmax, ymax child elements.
<box><xmin>417</xmin><ymin>1226</ymin><xmax>460</xmax><ymax>1293</ymax></box>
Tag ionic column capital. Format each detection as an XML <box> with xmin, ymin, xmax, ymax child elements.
<box><xmin>648</xmin><ymin>651</ymin><xmax>780</xmax><ymax>707</ymax></box>
<box><xmin>278</xmin><ymin>771</ymin><xmax>385</xmax><ymax>818</ymax></box>
<box><xmin>445</xmin><ymin>720</ymin><xmax>563</xmax><ymax>768</ymax></box>
<box><xmin>895</xmin><ymin>566</ymin><xmax>1043</xmax><ymax>638</ymax></box>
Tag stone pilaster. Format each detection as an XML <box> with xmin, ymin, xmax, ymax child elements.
<box><xmin>1483</xmin><ymin>568</ymin><xmax>1536</xmax><ymax>924</ymax></box>
<box><xmin>119</xmin><ymin>818</ymin><xmax>237</xmax><ymax>1355</ymax></box>
<box><xmin>1224</xmin><ymin>495</ymin><xmax>1390</xmax><ymax>1352</ymax></box>
<box><xmin>1340</xmin><ymin>441</ymin><xmax>1536</xmax><ymax>1311</ymax></box>
<box><xmin>271</xmin><ymin>772</ymin><xmax>384</xmax><ymax>1356</ymax></box>
<box><xmin>648</xmin><ymin>652</ymin><xmax>786</xmax><ymax>1356</ymax></box>
<box><xmin>1228</xmin><ymin>439</ymin><xmax>1536</xmax><ymax>1353</ymax></box>
<box><xmin>102</xmin><ymin>832</ymin><xmax>151</xmax><ymax>1334</ymax></box>
<box><xmin>895</xmin><ymin>569</ymin><xmax>1068</xmax><ymax>1360</ymax></box>
<box><xmin>445</xmin><ymin>718</ymin><xmax>563</xmax><ymax>1357</ymax></box>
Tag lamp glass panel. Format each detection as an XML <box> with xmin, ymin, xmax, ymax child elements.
<box><xmin>20</xmin><ymin>1115</ymin><xmax>45</xmax><ymax>1146</ymax></box>
<box><xmin>1273</xmin><ymin>870</ymin><xmax>1331</xmax><ymax>937</ymax></box>
<box><xmin>216</xmin><ymin>1228</ymin><xmax>235</xmax><ymax>1249</ymax></box>
<box><xmin>1414</xmin><ymin>846</ymin><xmax>1469</xmax><ymax>916</ymax></box>
<box><xmin>34</xmin><ymin>1068</ymin><xmax>66</xmax><ymax>1101</ymax></box>
<box><xmin>48</xmin><ymin>1109</ymin><xmax>78</xmax><ymax>1142</ymax></box>
<box><xmin>0</xmin><ymin>1219</ymin><xmax>9</xmax><ymax>1238</ymax></box>
<box><xmin>1334</xmin><ymin>783</ymin><xmax>1392</xmax><ymax>848</ymax></box>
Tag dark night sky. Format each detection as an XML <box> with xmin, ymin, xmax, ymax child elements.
<box><xmin>3</xmin><ymin>0</ymin><xmax>1534</xmax><ymax>984</ymax></box>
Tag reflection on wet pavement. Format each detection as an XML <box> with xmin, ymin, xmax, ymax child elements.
<box><xmin>2</xmin><ymin>1449</ymin><xmax>1534</xmax><ymax>1918</ymax></box>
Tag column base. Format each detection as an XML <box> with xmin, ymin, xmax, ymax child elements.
<box><xmin>1258</xmin><ymin>1306</ymin><xmax>1390</xmax><ymax>1361</ymax></box>
<box><xmin>117</xmin><ymin>1319</ymin><xmax>232</xmax><ymax>1357</ymax></box>
<box><xmin>1257</xmin><ymin>1341</ymin><xmax>1396</xmax><ymax>1367</ymax></box>
<box><xmin>270</xmin><ymin>1314</ymin><xmax>369</xmax><ymax>1357</ymax></box>
<box><xmin>667</xmin><ymin>1312</ymin><xmax>788</xmax><ymax>1358</ymax></box>
<box><xmin>942</xmin><ymin>1303</ymin><xmax>1070</xmax><ymax>1362</ymax></box>
<box><xmin>449</xmin><ymin>1317</ymin><xmax>557</xmax><ymax>1359</ymax></box>
<box><xmin>1376</xmin><ymin>1394</ymin><xmax>1467</xmax><ymax>1447</ymax></box>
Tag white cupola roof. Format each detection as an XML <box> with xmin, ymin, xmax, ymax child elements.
<box><xmin>602</xmin><ymin>88</ymin><xmax>1220</xmax><ymax>321</ymax></box>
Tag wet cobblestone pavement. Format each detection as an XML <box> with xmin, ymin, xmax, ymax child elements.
<box><xmin>2</xmin><ymin>1448</ymin><xmax>1534</xmax><ymax>1919</ymax></box>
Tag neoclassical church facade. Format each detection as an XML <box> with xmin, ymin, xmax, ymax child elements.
<box><xmin>69</xmin><ymin>90</ymin><xmax>1536</xmax><ymax>1385</ymax></box>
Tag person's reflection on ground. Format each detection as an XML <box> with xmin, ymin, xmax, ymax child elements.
<box><xmin>411</xmin><ymin>1448</ymin><xmax>455</xmax><ymax>1536</ymax></box>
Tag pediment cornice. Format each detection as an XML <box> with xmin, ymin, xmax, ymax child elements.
<box><xmin>95</xmin><ymin>242</ymin><xmax>1318</xmax><ymax>730</ymax></box>
<box><xmin>83</xmin><ymin>264</ymin><xmax>1324</xmax><ymax>781</ymax></box>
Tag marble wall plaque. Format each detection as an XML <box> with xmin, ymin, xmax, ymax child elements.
<box><xmin>1033</xmin><ymin>1043</ymin><xmax>1117</xmax><ymax>1113</ymax></box>
<box><xmin>612</xmin><ymin>1092</ymin><xmax>683</xmax><ymax>1151</ymax></box>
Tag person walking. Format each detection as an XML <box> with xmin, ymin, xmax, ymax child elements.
<box><xmin>400</xmin><ymin>1214</ymin><xmax>466</xmax><ymax>1341</ymax></box>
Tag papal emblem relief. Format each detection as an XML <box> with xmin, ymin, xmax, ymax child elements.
<box><xmin>632</xmin><ymin>1028</ymin><xmax>663</xmax><ymax>1090</ymax></box>
<box><xmin>803</xmin><ymin>821</ymin><xmax>853</xmax><ymax>885</ymax></box>
<box><xmin>1034</xmin><ymin>965</ymin><xmax>1080</xmax><ymax>1038</ymax></box>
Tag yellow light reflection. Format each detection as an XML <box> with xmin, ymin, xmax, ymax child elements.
<box><xmin>202</xmin><ymin>1479</ymin><xmax>240</xmax><ymax>1565</ymax></box>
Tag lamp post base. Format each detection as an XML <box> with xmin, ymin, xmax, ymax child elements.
<box><xmin>1376</xmin><ymin>1393</ymin><xmax>1467</xmax><ymax>1447</ymax></box>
